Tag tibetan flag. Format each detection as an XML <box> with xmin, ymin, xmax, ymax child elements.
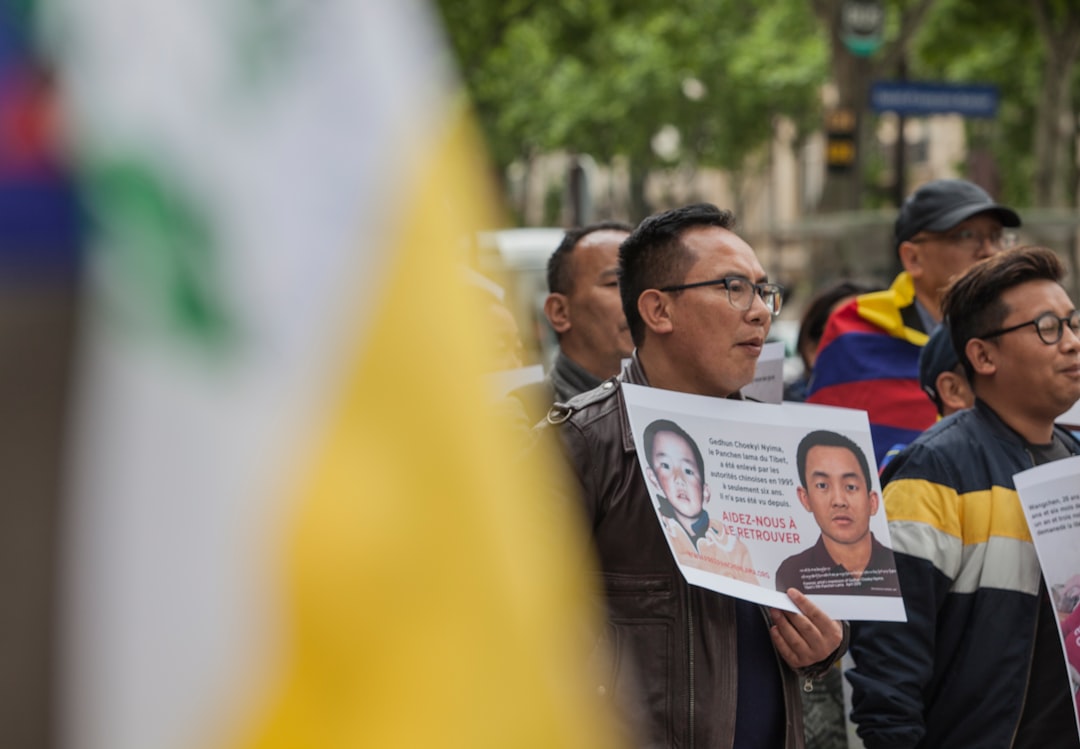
<box><xmin>41</xmin><ymin>1</ymin><xmax>621</xmax><ymax>748</ymax></box>
<box><xmin>807</xmin><ymin>272</ymin><xmax>937</xmax><ymax>466</ymax></box>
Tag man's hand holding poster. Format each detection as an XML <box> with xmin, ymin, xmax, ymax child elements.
<box><xmin>1014</xmin><ymin>455</ymin><xmax>1080</xmax><ymax>740</ymax></box>
<box><xmin>622</xmin><ymin>383</ymin><xmax>906</xmax><ymax>622</ymax></box>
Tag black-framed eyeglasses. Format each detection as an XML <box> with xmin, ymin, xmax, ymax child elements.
<box><xmin>658</xmin><ymin>276</ymin><xmax>784</xmax><ymax>315</ymax></box>
<box><xmin>978</xmin><ymin>310</ymin><xmax>1080</xmax><ymax>346</ymax></box>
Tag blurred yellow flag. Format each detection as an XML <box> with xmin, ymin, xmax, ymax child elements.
<box><xmin>43</xmin><ymin>0</ymin><xmax>621</xmax><ymax>747</ymax></box>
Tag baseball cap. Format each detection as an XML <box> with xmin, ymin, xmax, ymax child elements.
<box><xmin>895</xmin><ymin>179</ymin><xmax>1020</xmax><ymax>248</ymax></box>
<box><xmin>919</xmin><ymin>324</ymin><xmax>960</xmax><ymax>403</ymax></box>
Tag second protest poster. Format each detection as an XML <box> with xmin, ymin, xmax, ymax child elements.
<box><xmin>622</xmin><ymin>383</ymin><xmax>906</xmax><ymax>622</ymax></box>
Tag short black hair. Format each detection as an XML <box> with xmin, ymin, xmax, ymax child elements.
<box><xmin>618</xmin><ymin>203</ymin><xmax>737</xmax><ymax>345</ymax></box>
<box><xmin>547</xmin><ymin>221</ymin><xmax>634</xmax><ymax>295</ymax></box>
<box><xmin>643</xmin><ymin>418</ymin><xmax>705</xmax><ymax>478</ymax></box>
<box><xmin>795</xmin><ymin>430</ymin><xmax>871</xmax><ymax>491</ymax></box>
<box><xmin>942</xmin><ymin>246</ymin><xmax>1065</xmax><ymax>381</ymax></box>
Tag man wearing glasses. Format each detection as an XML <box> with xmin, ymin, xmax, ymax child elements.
<box><xmin>848</xmin><ymin>246</ymin><xmax>1080</xmax><ymax>748</ymax></box>
<box><xmin>537</xmin><ymin>203</ymin><xmax>845</xmax><ymax>747</ymax></box>
<box><xmin>808</xmin><ymin>179</ymin><xmax>1021</xmax><ymax>466</ymax></box>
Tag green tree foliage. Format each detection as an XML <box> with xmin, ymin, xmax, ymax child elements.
<box><xmin>908</xmin><ymin>0</ymin><xmax>1042</xmax><ymax>206</ymax></box>
<box><xmin>807</xmin><ymin>0</ymin><xmax>935</xmax><ymax>211</ymax></box>
<box><xmin>821</xmin><ymin>0</ymin><xmax>1080</xmax><ymax>211</ymax></box>
<box><xmin>440</xmin><ymin>0</ymin><xmax>1080</xmax><ymax>219</ymax></box>
<box><xmin>437</xmin><ymin>0</ymin><xmax>828</xmax><ymax>216</ymax></box>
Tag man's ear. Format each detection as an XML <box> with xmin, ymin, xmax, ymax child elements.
<box><xmin>937</xmin><ymin>370</ymin><xmax>975</xmax><ymax>413</ymax></box>
<box><xmin>898</xmin><ymin>240</ymin><xmax>922</xmax><ymax>279</ymax></box>
<box><xmin>965</xmin><ymin>338</ymin><xmax>997</xmax><ymax>377</ymax></box>
<box><xmin>869</xmin><ymin>490</ymin><xmax>880</xmax><ymax>517</ymax></box>
<box><xmin>796</xmin><ymin>486</ymin><xmax>811</xmax><ymax>513</ymax></box>
<box><xmin>646</xmin><ymin>466</ymin><xmax>660</xmax><ymax>491</ymax></box>
<box><xmin>638</xmin><ymin>289</ymin><xmax>673</xmax><ymax>335</ymax></box>
<box><xmin>543</xmin><ymin>293</ymin><xmax>571</xmax><ymax>334</ymax></box>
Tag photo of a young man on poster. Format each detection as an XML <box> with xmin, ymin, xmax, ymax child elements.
<box><xmin>775</xmin><ymin>429</ymin><xmax>899</xmax><ymax>596</ymax></box>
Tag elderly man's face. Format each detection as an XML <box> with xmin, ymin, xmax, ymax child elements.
<box><xmin>906</xmin><ymin>212</ymin><xmax>1006</xmax><ymax>314</ymax></box>
<box><xmin>659</xmin><ymin>226</ymin><xmax>772</xmax><ymax>398</ymax></box>
<box><xmin>561</xmin><ymin>230</ymin><xmax>633</xmax><ymax>374</ymax></box>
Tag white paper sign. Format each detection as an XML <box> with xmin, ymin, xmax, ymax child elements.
<box><xmin>741</xmin><ymin>340</ymin><xmax>785</xmax><ymax>404</ymax></box>
<box><xmin>1014</xmin><ymin>455</ymin><xmax>1080</xmax><ymax>738</ymax></box>
<box><xmin>622</xmin><ymin>383</ymin><xmax>906</xmax><ymax>622</ymax></box>
<box><xmin>1058</xmin><ymin>401</ymin><xmax>1080</xmax><ymax>430</ymax></box>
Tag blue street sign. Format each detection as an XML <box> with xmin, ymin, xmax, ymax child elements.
<box><xmin>870</xmin><ymin>81</ymin><xmax>999</xmax><ymax>118</ymax></box>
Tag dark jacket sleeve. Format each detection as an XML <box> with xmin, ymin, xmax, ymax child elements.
<box><xmin>800</xmin><ymin>621</ymin><xmax>850</xmax><ymax>683</ymax></box>
<box><xmin>847</xmin><ymin>552</ymin><xmax>952</xmax><ymax>749</ymax></box>
<box><xmin>846</xmin><ymin>444</ymin><xmax>956</xmax><ymax>749</ymax></box>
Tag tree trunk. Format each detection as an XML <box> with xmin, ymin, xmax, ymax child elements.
<box><xmin>808</xmin><ymin>0</ymin><xmax>936</xmax><ymax>212</ymax></box>
<box><xmin>1031</xmin><ymin>0</ymin><xmax>1080</xmax><ymax>208</ymax></box>
<box><xmin>818</xmin><ymin>48</ymin><xmax>871</xmax><ymax>212</ymax></box>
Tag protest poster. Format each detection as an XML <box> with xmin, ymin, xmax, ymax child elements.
<box><xmin>1014</xmin><ymin>455</ymin><xmax>1080</xmax><ymax>739</ymax></box>
<box><xmin>622</xmin><ymin>383</ymin><xmax>906</xmax><ymax>622</ymax></box>
<box><xmin>741</xmin><ymin>340</ymin><xmax>785</xmax><ymax>404</ymax></box>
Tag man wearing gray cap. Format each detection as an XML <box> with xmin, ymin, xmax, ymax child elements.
<box><xmin>807</xmin><ymin>179</ymin><xmax>1020</xmax><ymax>467</ymax></box>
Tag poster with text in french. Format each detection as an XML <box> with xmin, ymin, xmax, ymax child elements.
<box><xmin>622</xmin><ymin>383</ymin><xmax>906</xmax><ymax>622</ymax></box>
<box><xmin>1014</xmin><ymin>455</ymin><xmax>1080</xmax><ymax>741</ymax></box>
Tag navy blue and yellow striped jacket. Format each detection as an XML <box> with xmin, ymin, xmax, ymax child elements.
<box><xmin>847</xmin><ymin>399</ymin><xmax>1080</xmax><ymax>749</ymax></box>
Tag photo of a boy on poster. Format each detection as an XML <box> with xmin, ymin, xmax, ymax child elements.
<box><xmin>775</xmin><ymin>429</ymin><xmax>900</xmax><ymax>596</ymax></box>
<box><xmin>1051</xmin><ymin>574</ymin><xmax>1080</xmax><ymax>715</ymax></box>
<box><xmin>643</xmin><ymin>418</ymin><xmax>758</xmax><ymax>584</ymax></box>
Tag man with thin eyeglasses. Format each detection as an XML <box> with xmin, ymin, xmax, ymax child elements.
<box><xmin>535</xmin><ymin>204</ymin><xmax>846</xmax><ymax>747</ymax></box>
<box><xmin>807</xmin><ymin>179</ymin><xmax>1022</xmax><ymax>466</ymax></box>
<box><xmin>848</xmin><ymin>246</ymin><xmax>1080</xmax><ymax>749</ymax></box>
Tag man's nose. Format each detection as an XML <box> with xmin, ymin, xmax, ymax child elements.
<box><xmin>1061</xmin><ymin>321</ymin><xmax>1080</xmax><ymax>350</ymax></box>
<box><xmin>746</xmin><ymin>290</ymin><xmax>769</xmax><ymax>322</ymax></box>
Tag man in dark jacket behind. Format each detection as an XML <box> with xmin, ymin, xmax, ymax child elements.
<box><xmin>511</xmin><ymin>222</ymin><xmax>634</xmax><ymax>424</ymax></box>
<box><xmin>848</xmin><ymin>246</ymin><xmax>1080</xmax><ymax>748</ymax></box>
<box><xmin>538</xmin><ymin>203</ymin><xmax>845</xmax><ymax>748</ymax></box>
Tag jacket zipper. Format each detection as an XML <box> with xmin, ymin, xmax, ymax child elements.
<box><xmin>687</xmin><ymin>590</ymin><xmax>695</xmax><ymax>749</ymax></box>
<box><xmin>1007</xmin><ymin>448</ymin><xmax>1041</xmax><ymax>748</ymax></box>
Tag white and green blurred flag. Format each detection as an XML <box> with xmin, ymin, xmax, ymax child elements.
<box><xmin>38</xmin><ymin>1</ymin><xmax>622</xmax><ymax>748</ymax></box>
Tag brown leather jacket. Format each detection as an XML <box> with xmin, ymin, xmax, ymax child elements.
<box><xmin>540</xmin><ymin>353</ymin><xmax>846</xmax><ymax>748</ymax></box>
